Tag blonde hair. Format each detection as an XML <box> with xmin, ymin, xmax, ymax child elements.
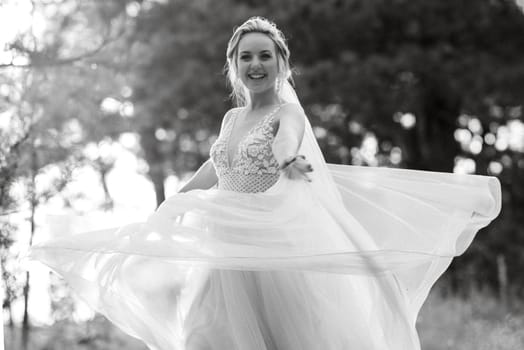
<box><xmin>225</xmin><ymin>16</ymin><xmax>293</xmax><ymax>107</ymax></box>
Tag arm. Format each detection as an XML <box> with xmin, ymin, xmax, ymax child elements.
<box><xmin>177</xmin><ymin>158</ymin><xmax>218</xmax><ymax>193</ymax></box>
<box><xmin>177</xmin><ymin>108</ymin><xmax>236</xmax><ymax>193</ymax></box>
<box><xmin>272</xmin><ymin>104</ymin><xmax>313</xmax><ymax>181</ymax></box>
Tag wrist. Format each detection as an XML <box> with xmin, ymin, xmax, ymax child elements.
<box><xmin>279</xmin><ymin>154</ymin><xmax>306</xmax><ymax>170</ymax></box>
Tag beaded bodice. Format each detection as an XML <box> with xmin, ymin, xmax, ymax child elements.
<box><xmin>209</xmin><ymin>105</ymin><xmax>282</xmax><ymax>193</ymax></box>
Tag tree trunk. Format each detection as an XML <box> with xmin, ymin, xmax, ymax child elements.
<box><xmin>407</xmin><ymin>74</ymin><xmax>461</xmax><ymax>172</ymax></box>
<box><xmin>21</xmin><ymin>147</ymin><xmax>37</xmax><ymax>350</ymax></box>
<box><xmin>151</xmin><ymin>169</ymin><xmax>166</xmax><ymax>208</ymax></box>
<box><xmin>139</xmin><ymin>127</ymin><xmax>166</xmax><ymax>207</ymax></box>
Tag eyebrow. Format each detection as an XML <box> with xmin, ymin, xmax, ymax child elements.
<box><xmin>239</xmin><ymin>50</ymin><xmax>272</xmax><ymax>54</ymax></box>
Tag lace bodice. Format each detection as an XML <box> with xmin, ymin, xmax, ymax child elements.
<box><xmin>210</xmin><ymin>105</ymin><xmax>283</xmax><ymax>193</ymax></box>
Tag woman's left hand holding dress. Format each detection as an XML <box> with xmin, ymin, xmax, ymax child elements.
<box><xmin>272</xmin><ymin>104</ymin><xmax>314</xmax><ymax>182</ymax></box>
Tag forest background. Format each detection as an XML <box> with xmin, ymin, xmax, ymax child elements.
<box><xmin>1</xmin><ymin>0</ymin><xmax>524</xmax><ymax>349</ymax></box>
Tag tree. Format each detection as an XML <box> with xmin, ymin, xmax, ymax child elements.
<box><xmin>0</xmin><ymin>1</ymin><xmax>138</xmax><ymax>346</ymax></box>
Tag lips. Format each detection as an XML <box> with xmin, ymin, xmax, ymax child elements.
<box><xmin>248</xmin><ymin>73</ymin><xmax>266</xmax><ymax>80</ymax></box>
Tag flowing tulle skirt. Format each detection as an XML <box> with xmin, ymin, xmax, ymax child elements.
<box><xmin>24</xmin><ymin>164</ymin><xmax>501</xmax><ymax>350</ymax></box>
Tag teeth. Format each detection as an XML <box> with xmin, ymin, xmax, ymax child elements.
<box><xmin>249</xmin><ymin>74</ymin><xmax>265</xmax><ymax>79</ymax></box>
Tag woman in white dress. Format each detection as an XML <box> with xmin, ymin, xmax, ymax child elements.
<box><xmin>25</xmin><ymin>16</ymin><xmax>501</xmax><ymax>350</ymax></box>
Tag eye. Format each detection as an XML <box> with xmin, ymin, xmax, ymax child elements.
<box><xmin>240</xmin><ymin>55</ymin><xmax>251</xmax><ymax>61</ymax></box>
<box><xmin>261</xmin><ymin>54</ymin><xmax>272</xmax><ymax>60</ymax></box>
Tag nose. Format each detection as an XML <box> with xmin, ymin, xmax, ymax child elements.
<box><xmin>250</xmin><ymin>56</ymin><xmax>262</xmax><ymax>68</ymax></box>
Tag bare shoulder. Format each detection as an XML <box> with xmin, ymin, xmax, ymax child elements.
<box><xmin>276</xmin><ymin>103</ymin><xmax>306</xmax><ymax>125</ymax></box>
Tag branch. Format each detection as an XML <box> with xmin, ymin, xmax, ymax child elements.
<box><xmin>0</xmin><ymin>34</ymin><xmax>118</xmax><ymax>69</ymax></box>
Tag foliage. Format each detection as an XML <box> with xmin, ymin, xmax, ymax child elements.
<box><xmin>1</xmin><ymin>0</ymin><xmax>524</xmax><ymax>335</ymax></box>
<box><xmin>0</xmin><ymin>0</ymin><xmax>139</xmax><ymax>336</ymax></box>
<box><xmin>3</xmin><ymin>287</ymin><xmax>524</xmax><ymax>350</ymax></box>
<box><xmin>121</xmin><ymin>0</ymin><xmax>524</xmax><ymax>292</ymax></box>
<box><xmin>3</xmin><ymin>315</ymin><xmax>147</xmax><ymax>350</ymax></box>
<box><xmin>418</xmin><ymin>287</ymin><xmax>524</xmax><ymax>349</ymax></box>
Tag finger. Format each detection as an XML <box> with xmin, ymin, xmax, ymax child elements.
<box><xmin>292</xmin><ymin>161</ymin><xmax>313</xmax><ymax>173</ymax></box>
<box><xmin>285</xmin><ymin>166</ymin><xmax>305</xmax><ymax>180</ymax></box>
<box><xmin>290</xmin><ymin>166</ymin><xmax>312</xmax><ymax>182</ymax></box>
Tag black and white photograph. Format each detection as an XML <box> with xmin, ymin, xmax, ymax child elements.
<box><xmin>1</xmin><ymin>0</ymin><xmax>523</xmax><ymax>349</ymax></box>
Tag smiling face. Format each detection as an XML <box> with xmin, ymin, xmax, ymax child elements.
<box><xmin>236</xmin><ymin>32</ymin><xmax>280</xmax><ymax>94</ymax></box>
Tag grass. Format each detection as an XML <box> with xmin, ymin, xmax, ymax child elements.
<box><xmin>4</xmin><ymin>289</ymin><xmax>524</xmax><ymax>349</ymax></box>
<box><xmin>418</xmin><ymin>289</ymin><xmax>524</xmax><ymax>350</ymax></box>
<box><xmin>3</xmin><ymin>315</ymin><xmax>147</xmax><ymax>350</ymax></box>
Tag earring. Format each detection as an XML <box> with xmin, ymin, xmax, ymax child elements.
<box><xmin>275</xmin><ymin>76</ymin><xmax>282</xmax><ymax>94</ymax></box>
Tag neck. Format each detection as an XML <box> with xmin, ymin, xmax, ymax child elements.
<box><xmin>247</xmin><ymin>87</ymin><xmax>281</xmax><ymax>110</ymax></box>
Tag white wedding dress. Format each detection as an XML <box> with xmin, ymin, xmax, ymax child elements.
<box><xmin>25</xmin><ymin>102</ymin><xmax>501</xmax><ymax>350</ymax></box>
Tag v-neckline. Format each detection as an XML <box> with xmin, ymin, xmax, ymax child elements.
<box><xmin>225</xmin><ymin>104</ymin><xmax>282</xmax><ymax>169</ymax></box>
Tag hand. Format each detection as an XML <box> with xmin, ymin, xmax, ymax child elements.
<box><xmin>280</xmin><ymin>155</ymin><xmax>313</xmax><ymax>182</ymax></box>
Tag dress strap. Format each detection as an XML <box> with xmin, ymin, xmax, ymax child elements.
<box><xmin>232</xmin><ymin>103</ymin><xmax>285</xmax><ymax>131</ymax></box>
<box><xmin>263</xmin><ymin>103</ymin><xmax>286</xmax><ymax>125</ymax></box>
<box><xmin>225</xmin><ymin>108</ymin><xmax>241</xmax><ymax>134</ymax></box>
<box><xmin>232</xmin><ymin>107</ymin><xmax>242</xmax><ymax>123</ymax></box>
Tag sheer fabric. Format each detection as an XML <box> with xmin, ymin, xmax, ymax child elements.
<box><xmin>23</xmin><ymin>82</ymin><xmax>501</xmax><ymax>350</ymax></box>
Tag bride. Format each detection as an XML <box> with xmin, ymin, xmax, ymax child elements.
<box><xmin>26</xmin><ymin>16</ymin><xmax>501</xmax><ymax>350</ymax></box>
